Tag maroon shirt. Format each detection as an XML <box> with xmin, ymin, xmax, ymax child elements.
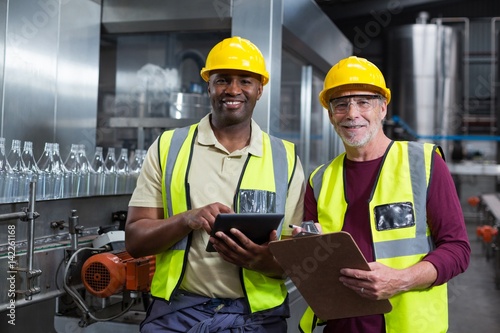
<box><xmin>304</xmin><ymin>151</ymin><xmax>471</xmax><ymax>333</ymax></box>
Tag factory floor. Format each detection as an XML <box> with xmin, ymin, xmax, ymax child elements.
<box><xmin>448</xmin><ymin>218</ymin><xmax>500</xmax><ymax>333</ymax></box>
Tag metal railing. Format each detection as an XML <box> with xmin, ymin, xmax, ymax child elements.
<box><xmin>0</xmin><ymin>180</ymin><xmax>41</xmax><ymax>300</ymax></box>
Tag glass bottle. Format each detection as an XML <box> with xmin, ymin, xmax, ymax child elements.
<box><xmin>140</xmin><ymin>149</ymin><xmax>147</xmax><ymax>166</ymax></box>
<box><xmin>21</xmin><ymin>141</ymin><xmax>40</xmax><ymax>201</ymax></box>
<box><xmin>90</xmin><ymin>146</ymin><xmax>105</xmax><ymax>195</ymax></box>
<box><xmin>0</xmin><ymin>138</ymin><xmax>12</xmax><ymax>203</ymax></box>
<box><xmin>77</xmin><ymin>144</ymin><xmax>94</xmax><ymax>197</ymax></box>
<box><xmin>127</xmin><ymin>149</ymin><xmax>143</xmax><ymax>193</ymax></box>
<box><xmin>51</xmin><ymin>143</ymin><xmax>67</xmax><ymax>199</ymax></box>
<box><xmin>37</xmin><ymin>142</ymin><xmax>54</xmax><ymax>200</ymax></box>
<box><xmin>6</xmin><ymin>139</ymin><xmax>27</xmax><ymax>202</ymax></box>
<box><xmin>63</xmin><ymin>143</ymin><xmax>81</xmax><ymax>198</ymax></box>
<box><xmin>103</xmin><ymin>147</ymin><xmax>117</xmax><ymax>195</ymax></box>
<box><xmin>115</xmin><ymin>148</ymin><xmax>129</xmax><ymax>194</ymax></box>
<box><xmin>22</xmin><ymin>141</ymin><xmax>39</xmax><ymax>171</ymax></box>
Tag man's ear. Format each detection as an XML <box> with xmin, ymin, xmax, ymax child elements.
<box><xmin>256</xmin><ymin>83</ymin><xmax>263</xmax><ymax>100</ymax></box>
<box><xmin>327</xmin><ymin>109</ymin><xmax>334</xmax><ymax>123</ymax></box>
<box><xmin>380</xmin><ymin>100</ymin><xmax>388</xmax><ymax>119</ymax></box>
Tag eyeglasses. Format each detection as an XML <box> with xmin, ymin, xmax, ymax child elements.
<box><xmin>329</xmin><ymin>94</ymin><xmax>382</xmax><ymax>114</ymax></box>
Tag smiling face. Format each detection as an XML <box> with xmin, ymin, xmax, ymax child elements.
<box><xmin>327</xmin><ymin>90</ymin><xmax>387</xmax><ymax>149</ymax></box>
<box><xmin>207</xmin><ymin>69</ymin><xmax>263</xmax><ymax>127</ymax></box>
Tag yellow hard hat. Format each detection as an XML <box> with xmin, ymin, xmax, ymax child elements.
<box><xmin>319</xmin><ymin>56</ymin><xmax>391</xmax><ymax>108</ymax></box>
<box><xmin>200</xmin><ymin>36</ymin><xmax>269</xmax><ymax>86</ymax></box>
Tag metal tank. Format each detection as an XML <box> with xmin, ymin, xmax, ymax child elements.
<box><xmin>386</xmin><ymin>13</ymin><xmax>463</xmax><ymax>154</ymax></box>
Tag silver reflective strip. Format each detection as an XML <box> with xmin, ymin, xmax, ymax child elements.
<box><xmin>269</xmin><ymin>136</ymin><xmax>289</xmax><ymax>236</ymax></box>
<box><xmin>374</xmin><ymin>142</ymin><xmax>431</xmax><ymax>259</ymax></box>
<box><xmin>164</xmin><ymin>127</ymin><xmax>191</xmax><ymax>251</ymax></box>
<box><xmin>311</xmin><ymin>164</ymin><xmax>327</xmax><ymax>202</ymax></box>
<box><xmin>171</xmin><ymin>237</ymin><xmax>188</xmax><ymax>250</ymax></box>
<box><xmin>269</xmin><ymin>136</ymin><xmax>288</xmax><ymax>213</ymax></box>
<box><xmin>408</xmin><ymin>141</ymin><xmax>428</xmax><ymax>235</ymax></box>
<box><xmin>374</xmin><ymin>235</ymin><xmax>433</xmax><ymax>259</ymax></box>
<box><xmin>164</xmin><ymin>126</ymin><xmax>190</xmax><ymax>217</ymax></box>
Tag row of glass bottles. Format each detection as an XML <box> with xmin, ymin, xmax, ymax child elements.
<box><xmin>0</xmin><ymin>137</ymin><xmax>146</xmax><ymax>203</ymax></box>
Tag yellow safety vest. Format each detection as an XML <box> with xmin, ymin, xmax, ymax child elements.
<box><xmin>150</xmin><ymin>123</ymin><xmax>298</xmax><ymax>313</ymax></box>
<box><xmin>299</xmin><ymin>141</ymin><xmax>448</xmax><ymax>333</ymax></box>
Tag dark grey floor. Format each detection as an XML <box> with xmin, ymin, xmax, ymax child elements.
<box><xmin>448</xmin><ymin>220</ymin><xmax>500</xmax><ymax>333</ymax></box>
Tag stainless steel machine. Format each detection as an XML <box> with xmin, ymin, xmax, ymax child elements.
<box><xmin>0</xmin><ymin>1</ymin><xmax>350</xmax><ymax>332</ymax></box>
<box><xmin>386</xmin><ymin>12</ymin><xmax>464</xmax><ymax>156</ymax></box>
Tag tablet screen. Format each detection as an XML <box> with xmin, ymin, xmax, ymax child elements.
<box><xmin>206</xmin><ymin>213</ymin><xmax>284</xmax><ymax>252</ymax></box>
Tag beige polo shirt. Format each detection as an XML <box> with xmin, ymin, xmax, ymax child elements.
<box><xmin>129</xmin><ymin>113</ymin><xmax>305</xmax><ymax>299</ymax></box>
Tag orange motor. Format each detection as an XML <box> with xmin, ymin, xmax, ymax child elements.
<box><xmin>81</xmin><ymin>251</ymin><xmax>155</xmax><ymax>298</ymax></box>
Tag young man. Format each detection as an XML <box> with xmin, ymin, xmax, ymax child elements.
<box><xmin>299</xmin><ymin>56</ymin><xmax>470</xmax><ymax>333</ymax></box>
<box><xmin>125</xmin><ymin>36</ymin><xmax>305</xmax><ymax>332</ymax></box>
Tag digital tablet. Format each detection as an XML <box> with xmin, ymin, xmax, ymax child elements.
<box><xmin>206</xmin><ymin>213</ymin><xmax>284</xmax><ymax>252</ymax></box>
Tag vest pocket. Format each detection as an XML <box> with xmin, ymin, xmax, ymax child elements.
<box><xmin>374</xmin><ymin>202</ymin><xmax>415</xmax><ymax>231</ymax></box>
<box><xmin>238</xmin><ymin>190</ymin><xmax>276</xmax><ymax>213</ymax></box>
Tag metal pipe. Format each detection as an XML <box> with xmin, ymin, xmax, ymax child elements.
<box><xmin>431</xmin><ymin>17</ymin><xmax>470</xmax><ymax>133</ymax></box>
<box><xmin>300</xmin><ymin>66</ymin><xmax>312</xmax><ymax>174</ymax></box>
<box><xmin>27</xmin><ymin>179</ymin><xmax>37</xmax><ymax>274</ymax></box>
<box><xmin>67</xmin><ymin>209</ymin><xmax>81</xmax><ymax>264</ymax></box>
<box><xmin>0</xmin><ymin>211</ymin><xmax>28</xmax><ymax>222</ymax></box>
<box><xmin>392</xmin><ymin>115</ymin><xmax>500</xmax><ymax>141</ymax></box>
<box><xmin>491</xmin><ymin>18</ymin><xmax>500</xmax><ymax>136</ymax></box>
<box><xmin>68</xmin><ymin>209</ymin><xmax>79</xmax><ymax>252</ymax></box>
<box><xmin>0</xmin><ymin>180</ymin><xmax>41</xmax><ymax>300</ymax></box>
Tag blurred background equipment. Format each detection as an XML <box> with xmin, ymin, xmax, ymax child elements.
<box><xmin>1</xmin><ymin>0</ymin><xmax>500</xmax><ymax>332</ymax></box>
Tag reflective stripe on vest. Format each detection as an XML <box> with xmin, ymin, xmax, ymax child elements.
<box><xmin>163</xmin><ymin>125</ymin><xmax>194</xmax><ymax>251</ymax></box>
<box><xmin>304</xmin><ymin>141</ymin><xmax>448</xmax><ymax>333</ymax></box>
<box><xmin>237</xmin><ymin>134</ymin><xmax>293</xmax><ymax>236</ymax></box>
<box><xmin>165</xmin><ymin>126</ymin><xmax>191</xmax><ymax>218</ymax></box>
<box><xmin>311</xmin><ymin>164</ymin><xmax>325</xmax><ymax>203</ymax></box>
<box><xmin>372</xmin><ymin>141</ymin><xmax>433</xmax><ymax>259</ymax></box>
<box><xmin>153</xmin><ymin>123</ymin><xmax>296</xmax><ymax>313</ymax></box>
<box><xmin>269</xmin><ymin>135</ymin><xmax>289</xmax><ymax>214</ymax></box>
<box><xmin>311</xmin><ymin>141</ymin><xmax>434</xmax><ymax>259</ymax></box>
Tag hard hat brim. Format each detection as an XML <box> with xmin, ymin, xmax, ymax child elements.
<box><xmin>200</xmin><ymin>67</ymin><xmax>269</xmax><ymax>86</ymax></box>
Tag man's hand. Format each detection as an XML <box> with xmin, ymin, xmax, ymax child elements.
<box><xmin>338</xmin><ymin>261</ymin><xmax>437</xmax><ymax>300</ymax></box>
<box><xmin>291</xmin><ymin>222</ymin><xmax>322</xmax><ymax>236</ymax></box>
<box><xmin>211</xmin><ymin>229</ymin><xmax>284</xmax><ymax>278</ymax></box>
<box><xmin>183</xmin><ymin>203</ymin><xmax>233</xmax><ymax>234</ymax></box>
<box><xmin>125</xmin><ymin>202</ymin><xmax>231</xmax><ymax>258</ymax></box>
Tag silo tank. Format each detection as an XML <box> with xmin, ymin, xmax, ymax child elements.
<box><xmin>386</xmin><ymin>23</ymin><xmax>463</xmax><ymax>150</ymax></box>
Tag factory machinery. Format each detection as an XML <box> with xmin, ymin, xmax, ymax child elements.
<box><xmin>0</xmin><ymin>181</ymin><xmax>308</xmax><ymax>333</ymax></box>
<box><xmin>0</xmin><ymin>182</ymin><xmax>156</xmax><ymax>333</ymax></box>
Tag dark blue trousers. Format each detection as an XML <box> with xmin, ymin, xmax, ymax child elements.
<box><xmin>141</xmin><ymin>291</ymin><xmax>289</xmax><ymax>333</ymax></box>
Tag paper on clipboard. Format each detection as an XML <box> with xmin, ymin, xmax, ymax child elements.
<box><xmin>269</xmin><ymin>231</ymin><xmax>392</xmax><ymax>320</ymax></box>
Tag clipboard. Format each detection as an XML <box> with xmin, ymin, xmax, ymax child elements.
<box><xmin>206</xmin><ymin>213</ymin><xmax>284</xmax><ymax>252</ymax></box>
<box><xmin>269</xmin><ymin>231</ymin><xmax>392</xmax><ymax>320</ymax></box>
